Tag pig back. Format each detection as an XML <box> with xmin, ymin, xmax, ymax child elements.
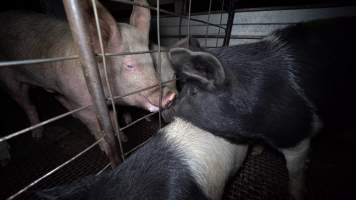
<box><xmin>0</xmin><ymin>11</ymin><xmax>85</xmax><ymax>94</ymax></box>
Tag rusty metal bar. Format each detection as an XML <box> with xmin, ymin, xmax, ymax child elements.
<box><xmin>91</xmin><ymin>0</ymin><xmax>125</xmax><ymax>161</ymax></box>
<box><xmin>63</xmin><ymin>0</ymin><xmax>120</xmax><ymax>167</ymax></box>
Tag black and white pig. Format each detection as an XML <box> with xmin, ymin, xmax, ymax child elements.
<box><xmin>166</xmin><ymin>18</ymin><xmax>356</xmax><ymax>200</ymax></box>
<box><xmin>0</xmin><ymin>0</ymin><xmax>176</xmax><ymax>162</ymax></box>
<box><xmin>37</xmin><ymin>118</ymin><xmax>247</xmax><ymax>200</ymax></box>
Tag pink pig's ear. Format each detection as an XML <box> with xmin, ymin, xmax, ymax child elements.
<box><xmin>130</xmin><ymin>0</ymin><xmax>151</xmax><ymax>39</ymax></box>
<box><xmin>79</xmin><ymin>0</ymin><xmax>122</xmax><ymax>53</ymax></box>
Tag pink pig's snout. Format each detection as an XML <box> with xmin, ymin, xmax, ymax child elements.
<box><xmin>161</xmin><ymin>90</ymin><xmax>176</xmax><ymax>108</ymax></box>
<box><xmin>141</xmin><ymin>89</ymin><xmax>177</xmax><ymax>112</ymax></box>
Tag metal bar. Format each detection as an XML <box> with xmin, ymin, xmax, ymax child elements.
<box><xmin>205</xmin><ymin>0</ymin><xmax>213</xmax><ymax>47</ymax></box>
<box><xmin>0</xmin><ymin>105</ymin><xmax>89</xmax><ymax>143</ymax></box>
<box><xmin>63</xmin><ymin>0</ymin><xmax>120</xmax><ymax>167</ymax></box>
<box><xmin>177</xmin><ymin>0</ymin><xmax>187</xmax><ymax>39</ymax></box>
<box><xmin>0</xmin><ymin>50</ymin><xmax>167</xmax><ymax>69</ymax></box>
<box><xmin>110</xmin><ymin>79</ymin><xmax>176</xmax><ymax>102</ymax></box>
<box><xmin>0</xmin><ymin>55</ymin><xmax>78</xmax><ymax>67</ymax></box>
<box><xmin>235</xmin><ymin>3</ymin><xmax>356</xmax><ymax>13</ymax></box>
<box><xmin>161</xmin><ymin>34</ymin><xmax>264</xmax><ymax>39</ymax></box>
<box><xmin>111</xmin><ymin>0</ymin><xmax>226</xmax><ymax>30</ymax></box>
<box><xmin>187</xmin><ymin>0</ymin><xmax>192</xmax><ymax>48</ymax></box>
<box><xmin>96</xmin><ymin>163</ymin><xmax>111</xmax><ymax>175</ymax></box>
<box><xmin>216</xmin><ymin>0</ymin><xmax>225</xmax><ymax>47</ymax></box>
<box><xmin>91</xmin><ymin>0</ymin><xmax>125</xmax><ymax>161</ymax></box>
<box><xmin>119</xmin><ymin>111</ymin><xmax>158</xmax><ymax>131</ymax></box>
<box><xmin>101</xmin><ymin>49</ymin><xmax>167</xmax><ymax>57</ymax></box>
<box><xmin>223</xmin><ymin>0</ymin><xmax>236</xmax><ymax>46</ymax></box>
<box><xmin>156</xmin><ymin>0</ymin><xmax>162</xmax><ymax>128</ymax></box>
<box><xmin>6</xmin><ymin>138</ymin><xmax>103</xmax><ymax>200</ymax></box>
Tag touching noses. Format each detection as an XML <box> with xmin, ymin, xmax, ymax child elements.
<box><xmin>162</xmin><ymin>90</ymin><xmax>176</xmax><ymax>108</ymax></box>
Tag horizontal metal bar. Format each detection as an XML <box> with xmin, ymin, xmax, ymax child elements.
<box><xmin>0</xmin><ymin>50</ymin><xmax>168</xmax><ymax>68</ymax></box>
<box><xmin>110</xmin><ymin>79</ymin><xmax>175</xmax><ymax>101</ymax></box>
<box><xmin>6</xmin><ymin>137</ymin><xmax>103</xmax><ymax>200</ymax></box>
<box><xmin>96</xmin><ymin>163</ymin><xmax>111</xmax><ymax>175</ymax></box>
<box><xmin>0</xmin><ymin>81</ymin><xmax>175</xmax><ymax>143</ymax></box>
<box><xmin>235</xmin><ymin>3</ymin><xmax>356</xmax><ymax>13</ymax></box>
<box><xmin>111</xmin><ymin>0</ymin><xmax>226</xmax><ymax>30</ymax></box>
<box><xmin>0</xmin><ymin>105</ymin><xmax>90</xmax><ymax>143</ymax></box>
<box><xmin>0</xmin><ymin>55</ymin><xmax>79</xmax><ymax>67</ymax></box>
<box><xmin>119</xmin><ymin>111</ymin><xmax>158</xmax><ymax>132</ymax></box>
<box><xmin>233</xmin><ymin>22</ymin><xmax>297</xmax><ymax>25</ymax></box>
<box><xmin>100</xmin><ymin>49</ymin><xmax>168</xmax><ymax>57</ymax></box>
<box><xmin>162</xmin><ymin>34</ymin><xmax>264</xmax><ymax>39</ymax></box>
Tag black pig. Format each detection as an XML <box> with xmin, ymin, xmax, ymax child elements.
<box><xmin>167</xmin><ymin>17</ymin><xmax>356</xmax><ymax>200</ymax></box>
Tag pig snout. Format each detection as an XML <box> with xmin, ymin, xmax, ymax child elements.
<box><xmin>162</xmin><ymin>90</ymin><xmax>176</xmax><ymax>107</ymax></box>
<box><xmin>139</xmin><ymin>88</ymin><xmax>176</xmax><ymax>112</ymax></box>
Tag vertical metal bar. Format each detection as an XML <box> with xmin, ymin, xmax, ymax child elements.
<box><xmin>223</xmin><ymin>0</ymin><xmax>236</xmax><ymax>47</ymax></box>
<box><xmin>156</xmin><ymin>0</ymin><xmax>162</xmax><ymax>128</ymax></box>
<box><xmin>187</xmin><ymin>0</ymin><xmax>192</xmax><ymax>48</ymax></box>
<box><xmin>178</xmin><ymin>0</ymin><xmax>187</xmax><ymax>39</ymax></box>
<box><xmin>216</xmin><ymin>0</ymin><xmax>225</xmax><ymax>47</ymax></box>
<box><xmin>90</xmin><ymin>0</ymin><xmax>125</xmax><ymax>161</ymax></box>
<box><xmin>205</xmin><ymin>0</ymin><xmax>212</xmax><ymax>47</ymax></box>
<box><xmin>63</xmin><ymin>0</ymin><xmax>120</xmax><ymax>167</ymax></box>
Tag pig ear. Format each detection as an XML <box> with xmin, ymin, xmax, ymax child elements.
<box><xmin>82</xmin><ymin>0</ymin><xmax>122</xmax><ymax>53</ymax></box>
<box><xmin>172</xmin><ymin>37</ymin><xmax>202</xmax><ymax>51</ymax></box>
<box><xmin>168</xmin><ymin>48</ymin><xmax>225</xmax><ymax>90</ymax></box>
<box><xmin>130</xmin><ymin>0</ymin><xmax>151</xmax><ymax>38</ymax></box>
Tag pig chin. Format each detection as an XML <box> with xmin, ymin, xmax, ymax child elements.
<box><xmin>135</xmin><ymin>94</ymin><xmax>160</xmax><ymax>112</ymax></box>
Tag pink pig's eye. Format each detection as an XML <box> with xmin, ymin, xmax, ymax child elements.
<box><xmin>125</xmin><ymin>64</ymin><xmax>135</xmax><ymax>70</ymax></box>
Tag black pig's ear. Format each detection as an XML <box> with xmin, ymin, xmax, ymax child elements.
<box><xmin>169</xmin><ymin>48</ymin><xmax>225</xmax><ymax>90</ymax></box>
<box><xmin>172</xmin><ymin>37</ymin><xmax>202</xmax><ymax>51</ymax></box>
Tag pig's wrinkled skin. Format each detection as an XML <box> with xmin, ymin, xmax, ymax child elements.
<box><xmin>0</xmin><ymin>0</ymin><xmax>176</xmax><ymax>157</ymax></box>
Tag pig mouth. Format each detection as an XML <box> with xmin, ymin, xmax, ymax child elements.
<box><xmin>138</xmin><ymin>94</ymin><xmax>160</xmax><ymax>112</ymax></box>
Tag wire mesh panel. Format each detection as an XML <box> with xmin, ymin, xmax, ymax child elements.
<box><xmin>1</xmin><ymin>0</ymin><xmax>355</xmax><ymax>200</ymax></box>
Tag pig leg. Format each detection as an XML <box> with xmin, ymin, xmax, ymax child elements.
<box><xmin>7</xmin><ymin>82</ymin><xmax>43</xmax><ymax>139</ymax></box>
<box><xmin>281</xmin><ymin>138</ymin><xmax>310</xmax><ymax>200</ymax></box>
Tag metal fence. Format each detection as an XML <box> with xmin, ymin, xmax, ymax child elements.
<box><xmin>0</xmin><ymin>0</ymin><xmax>231</xmax><ymax>199</ymax></box>
<box><xmin>1</xmin><ymin>0</ymin><xmax>355</xmax><ymax>199</ymax></box>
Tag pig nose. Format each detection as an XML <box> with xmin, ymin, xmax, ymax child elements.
<box><xmin>162</xmin><ymin>91</ymin><xmax>176</xmax><ymax>108</ymax></box>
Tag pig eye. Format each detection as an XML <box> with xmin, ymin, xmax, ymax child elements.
<box><xmin>125</xmin><ymin>64</ymin><xmax>136</xmax><ymax>70</ymax></box>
